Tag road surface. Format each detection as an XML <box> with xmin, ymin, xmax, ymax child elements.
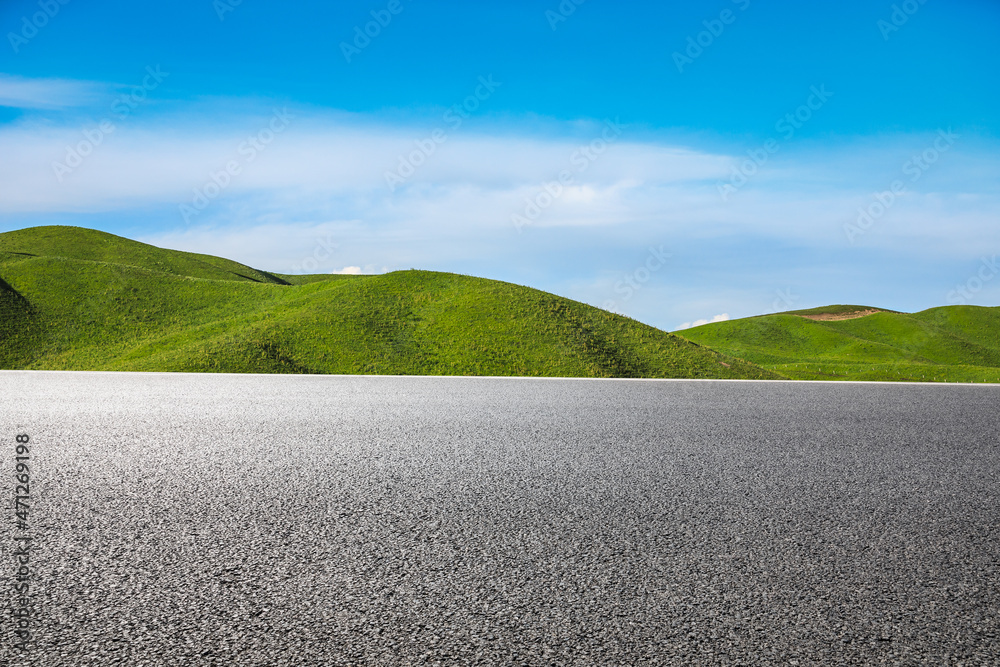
<box><xmin>2</xmin><ymin>372</ymin><xmax>998</xmax><ymax>665</ymax></box>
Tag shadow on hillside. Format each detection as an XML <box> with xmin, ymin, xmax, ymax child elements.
<box><xmin>257</xmin><ymin>270</ymin><xmax>292</xmax><ymax>286</ymax></box>
<box><xmin>0</xmin><ymin>274</ymin><xmax>41</xmax><ymax>368</ymax></box>
<box><xmin>0</xmin><ymin>275</ymin><xmax>30</xmax><ymax>307</ymax></box>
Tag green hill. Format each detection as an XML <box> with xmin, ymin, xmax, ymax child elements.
<box><xmin>0</xmin><ymin>225</ymin><xmax>291</xmax><ymax>285</ymax></box>
<box><xmin>0</xmin><ymin>226</ymin><xmax>778</xmax><ymax>379</ymax></box>
<box><xmin>678</xmin><ymin>305</ymin><xmax>1000</xmax><ymax>383</ymax></box>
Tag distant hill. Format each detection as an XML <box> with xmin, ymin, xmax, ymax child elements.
<box><xmin>0</xmin><ymin>226</ymin><xmax>777</xmax><ymax>379</ymax></box>
<box><xmin>678</xmin><ymin>305</ymin><xmax>1000</xmax><ymax>383</ymax></box>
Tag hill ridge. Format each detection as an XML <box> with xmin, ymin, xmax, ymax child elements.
<box><xmin>0</xmin><ymin>225</ymin><xmax>779</xmax><ymax>379</ymax></box>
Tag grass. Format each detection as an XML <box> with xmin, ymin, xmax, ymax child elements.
<box><xmin>679</xmin><ymin>306</ymin><xmax>1000</xmax><ymax>383</ymax></box>
<box><xmin>0</xmin><ymin>226</ymin><xmax>779</xmax><ymax>379</ymax></box>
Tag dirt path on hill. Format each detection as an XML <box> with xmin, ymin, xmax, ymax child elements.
<box><xmin>798</xmin><ymin>308</ymin><xmax>881</xmax><ymax>321</ymax></box>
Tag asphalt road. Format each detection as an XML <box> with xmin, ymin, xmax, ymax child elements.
<box><xmin>1</xmin><ymin>372</ymin><xmax>998</xmax><ymax>666</ymax></box>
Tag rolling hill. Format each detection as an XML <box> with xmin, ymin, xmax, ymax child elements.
<box><xmin>678</xmin><ymin>305</ymin><xmax>1000</xmax><ymax>383</ymax></box>
<box><xmin>0</xmin><ymin>226</ymin><xmax>778</xmax><ymax>379</ymax></box>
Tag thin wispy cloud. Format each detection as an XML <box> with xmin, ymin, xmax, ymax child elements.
<box><xmin>0</xmin><ymin>74</ymin><xmax>108</xmax><ymax>110</ymax></box>
<box><xmin>4</xmin><ymin>109</ymin><xmax>997</xmax><ymax>256</ymax></box>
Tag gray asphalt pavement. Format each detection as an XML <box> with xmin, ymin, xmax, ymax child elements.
<box><xmin>2</xmin><ymin>372</ymin><xmax>999</xmax><ymax>665</ymax></box>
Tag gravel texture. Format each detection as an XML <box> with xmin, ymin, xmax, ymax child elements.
<box><xmin>1</xmin><ymin>371</ymin><xmax>999</xmax><ymax>666</ymax></box>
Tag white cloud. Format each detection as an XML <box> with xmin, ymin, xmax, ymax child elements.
<box><xmin>676</xmin><ymin>313</ymin><xmax>730</xmax><ymax>330</ymax></box>
<box><xmin>0</xmin><ymin>113</ymin><xmax>733</xmax><ymax>220</ymax></box>
<box><xmin>333</xmin><ymin>266</ymin><xmax>362</xmax><ymax>274</ymax></box>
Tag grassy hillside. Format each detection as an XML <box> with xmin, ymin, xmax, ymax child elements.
<box><xmin>0</xmin><ymin>226</ymin><xmax>288</xmax><ymax>285</ymax></box>
<box><xmin>679</xmin><ymin>306</ymin><xmax>1000</xmax><ymax>383</ymax></box>
<box><xmin>0</xmin><ymin>226</ymin><xmax>779</xmax><ymax>379</ymax></box>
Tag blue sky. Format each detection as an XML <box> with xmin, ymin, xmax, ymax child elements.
<box><xmin>1</xmin><ymin>0</ymin><xmax>998</xmax><ymax>330</ymax></box>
